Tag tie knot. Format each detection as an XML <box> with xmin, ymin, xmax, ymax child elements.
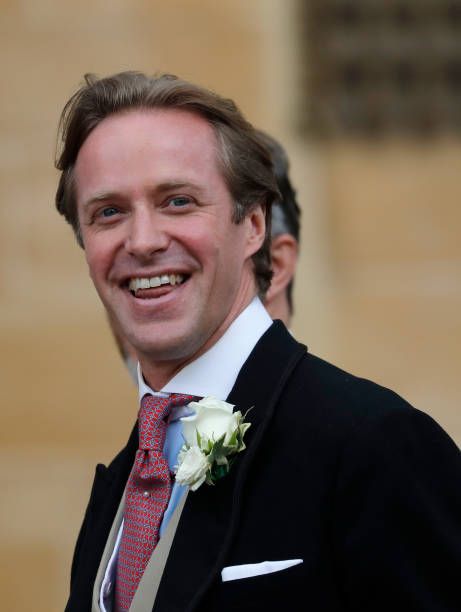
<box><xmin>138</xmin><ymin>393</ymin><xmax>195</xmax><ymax>451</ymax></box>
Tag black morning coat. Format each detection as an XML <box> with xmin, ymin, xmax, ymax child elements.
<box><xmin>65</xmin><ymin>322</ymin><xmax>461</xmax><ymax>611</ymax></box>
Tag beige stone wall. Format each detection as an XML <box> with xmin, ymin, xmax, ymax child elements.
<box><xmin>290</xmin><ymin>140</ymin><xmax>461</xmax><ymax>442</ymax></box>
<box><xmin>1</xmin><ymin>2</ymin><xmax>459</xmax><ymax>610</ymax></box>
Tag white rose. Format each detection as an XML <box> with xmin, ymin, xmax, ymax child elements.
<box><xmin>181</xmin><ymin>397</ymin><xmax>238</xmax><ymax>448</ymax></box>
<box><xmin>175</xmin><ymin>446</ymin><xmax>209</xmax><ymax>491</ymax></box>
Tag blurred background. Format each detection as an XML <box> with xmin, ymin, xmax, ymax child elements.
<box><xmin>1</xmin><ymin>1</ymin><xmax>460</xmax><ymax>610</ymax></box>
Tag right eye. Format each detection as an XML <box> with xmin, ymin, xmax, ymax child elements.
<box><xmin>101</xmin><ymin>207</ymin><xmax>119</xmax><ymax>218</ymax></box>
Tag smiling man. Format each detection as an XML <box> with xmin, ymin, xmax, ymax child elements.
<box><xmin>106</xmin><ymin>129</ymin><xmax>301</xmax><ymax>382</ymax></box>
<box><xmin>56</xmin><ymin>72</ymin><xmax>461</xmax><ymax>612</ymax></box>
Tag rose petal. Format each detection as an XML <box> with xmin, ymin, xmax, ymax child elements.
<box><xmin>192</xmin><ymin>397</ymin><xmax>234</xmax><ymax>414</ymax></box>
<box><xmin>175</xmin><ymin>446</ymin><xmax>209</xmax><ymax>490</ymax></box>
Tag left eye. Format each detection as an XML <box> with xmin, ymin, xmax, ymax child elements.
<box><xmin>168</xmin><ymin>196</ymin><xmax>191</xmax><ymax>208</ymax></box>
<box><xmin>101</xmin><ymin>207</ymin><xmax>119</xmax><ymax>217</ymax></box>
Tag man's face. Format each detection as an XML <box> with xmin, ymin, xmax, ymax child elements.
<box><xmin>74</xmin><ymin>109</ymin><xmax>265</xmax><ymax>377</ymax></box>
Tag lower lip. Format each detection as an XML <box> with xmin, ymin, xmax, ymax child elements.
<box><xmin>131</xmin><ymin>284</ymin><xmax>178</xmax><ymax>299</ymax></box>
<box><xmin>125</xmin><ymin>280</ymin><xmax>188</xmax><ymax>312</ymax></box>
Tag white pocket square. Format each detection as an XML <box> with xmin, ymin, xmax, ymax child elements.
<box><xmin>221</xmin><ymin>559</ymin><xmax>303</xmax><ymax>582</ymax></box>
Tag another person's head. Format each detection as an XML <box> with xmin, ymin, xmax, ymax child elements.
<box><xmin>55</xmin><ymin>71</ymin><xmax>278</xmax><ymax>386</ymax></box>
<box><xmin>256</xmin><ymin>132</ymin><xmax>300</xmax><ymax>326</ymax></box>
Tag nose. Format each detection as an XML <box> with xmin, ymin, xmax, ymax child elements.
<box><xmin>125</xmin><ymin>206</ymin><xmax>170</xmax><ymax>260</ymax></box>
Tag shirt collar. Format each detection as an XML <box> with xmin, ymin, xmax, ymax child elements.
<box><xmin>137</xmin><ymin>296</ymin><xmax>272</xmax><ymax>401</ymax></box>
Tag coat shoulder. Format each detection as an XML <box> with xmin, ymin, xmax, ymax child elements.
<box><xmin>282</xmin><ymin>349</ymin><xmax>458</xmax><ymax>452</ymax></box>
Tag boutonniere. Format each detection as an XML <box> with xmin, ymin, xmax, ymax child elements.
<box><xmin>174</xmin><ymin>397</ymin><xmax>251</xmax><ymax>491</ymax></box>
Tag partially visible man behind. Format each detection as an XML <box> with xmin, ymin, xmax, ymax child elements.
<box><xmin>55</xmin><ymin>71</ymin><xmax>461</xmax><ymax>612</ymax></box>
<box><xmin>257</xmin><ymin>131</ymin><xmax>300</xmax><ymax>325</ymax></box>
<box><xmin>108</xmin><ymin>129</ymin><xmax>301</xmax><ymax>380</ymax></box>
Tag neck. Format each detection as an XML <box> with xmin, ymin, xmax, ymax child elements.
<box><xmin>139</xmin><ymin>292</ymin><xmax>257</xmax><ymax>391</ymax></box>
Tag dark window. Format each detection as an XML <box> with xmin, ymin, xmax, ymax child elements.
<box><xmin>298</xmin><ymin>0</ymin><xmax>461</xmax><ymax>136</ymax></box>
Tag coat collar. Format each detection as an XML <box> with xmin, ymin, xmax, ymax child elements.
<box><xmin>154</xmin><ymin>321</ymin><xmax>307</xmax><ymax>612</ymax></box>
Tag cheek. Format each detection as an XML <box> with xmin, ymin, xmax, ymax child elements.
<box><xmin>182</xmin><ymin>223</ymin><xmax>222</xmax><ymax>268</ymax></box>
<box><xmin>221</xmin><ymin>226</ymin><xmax>250</xmax><ymax>262</ymax></box>
<box><xmin>83</xmin><ymin>239</ymin><xmax>110</xmax><ymax>283</ymax></box>
<box><xmin>212</xmin><ymin>233</ymin><xmax>249</xmax><ymax>287</ymax></box>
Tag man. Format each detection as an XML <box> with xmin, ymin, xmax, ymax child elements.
<box><xmin>55</xmin><ymin>71</ymin><xmax>461</xmax><ymax>612</ymax></box>
<box><xmin>107</xmin><ymin>130</ymin><xmax>300</xmax><ymax>380</ymax></box>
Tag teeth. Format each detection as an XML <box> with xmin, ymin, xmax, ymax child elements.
<box><xmin>128</xmin><ymin>274</ymin><xmax>185</xmax><ymax>292</ymax></box>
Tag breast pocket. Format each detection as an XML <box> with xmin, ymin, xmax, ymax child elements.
<box><xmin>215</xmin><ymin>560</ymin><xmax>306</xmax><ymax>612</ymax></box>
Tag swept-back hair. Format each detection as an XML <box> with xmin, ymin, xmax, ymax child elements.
<box><xmin>55</xmin><ymin>71</ymin><xmax>279</xmax><ymax>296</ymax></box>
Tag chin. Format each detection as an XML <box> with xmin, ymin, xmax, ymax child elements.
<box><xmin>133</xmin><ymin>333</ymin><xmax>193</xmax><ymax>362</ymax></box>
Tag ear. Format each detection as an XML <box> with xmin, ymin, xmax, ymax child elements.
<box><xmin>265</xmin><ymin>233</ymin><xmax>298</xmax><ymax>304</ymax></box>
<box><xmin>244</xmin><ymin>204</ymin><xmax>266</xmax><ymax>257</ymax></box>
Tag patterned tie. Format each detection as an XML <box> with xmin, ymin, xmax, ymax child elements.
<box><xmin>114</xmin><ymin>393</ymin><xmax>195</xmax><ymax>611</ymax></box>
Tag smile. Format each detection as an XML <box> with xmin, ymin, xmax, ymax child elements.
<box><xmin>128</xmin><ymin>273</ymin><xmax>186</xmax><ymax>296</ymax></box>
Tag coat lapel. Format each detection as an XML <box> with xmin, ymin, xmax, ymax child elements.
<box><xmin>154</xmin><ymin>322</ymin><xmax>306</xmax><ymax>612</ymax></box>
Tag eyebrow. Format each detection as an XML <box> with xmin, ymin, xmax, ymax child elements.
<box><xmin>154</xmin><ymin>180</ymin><xmax>206</xmax><ymax>196</ymax></box>
<box><xmin>82</xmin><ymin>192</ymin><xmax>120</xmax><ymax>208</ymax></box>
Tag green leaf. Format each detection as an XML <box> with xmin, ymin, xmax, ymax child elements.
<box><xmin>210</xmin><ymin>462</ymin><xmax>229</xmax><ymax>482</ymax></box>
<box><xmin>240</xmin><ymin>422</ymin><xmax>251</xmax><ymax>437</ymax></box>
<box><xmin>227</xmin><ymin>429</ymin><xmax>238</xmax><ymax>447</ymax></box>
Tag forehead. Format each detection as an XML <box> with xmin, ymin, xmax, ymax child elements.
<box><xmin>74</xmin><ymin>108</ymin><xmax>223</xmax><ymax>198</ymax></box>
<box><xmin>82</xmin><ymin>107</ymin><xmax>219</xmax><ymax>153</ymax></box>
